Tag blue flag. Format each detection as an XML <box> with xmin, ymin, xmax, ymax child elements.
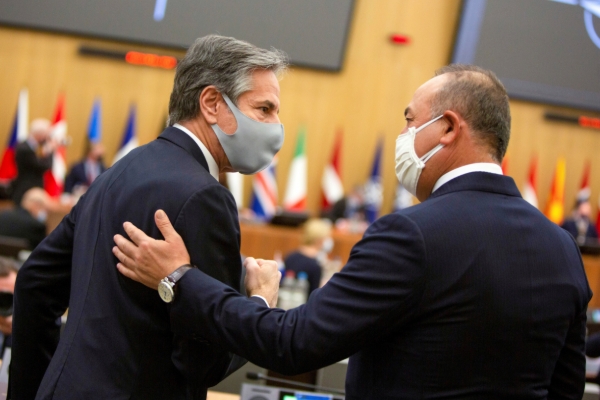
<box><xmin>364</xmin><ymin>139</ymin><xmax>383</xmax><ymax>224</ymax></box>
<box><xmin>87</xmin><ymin>99</ymin><xmax>102</xmax><ymax>143</ymax></box>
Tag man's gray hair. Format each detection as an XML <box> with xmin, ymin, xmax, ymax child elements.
<box><xmin>431</xmin><ymin>64</ymin><xmax>511</xmax><ymax>162</ymax></box>
<box><xmin>168</xmin><ymin>35</ymin><xmax>288</xmax><ymax>126</ymax></box>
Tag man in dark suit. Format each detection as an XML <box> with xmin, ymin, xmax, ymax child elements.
<box><xmin>561</xmin><ymin>197</ymin><xmax>598</xmax><ymax>244</ymax></box>
<box><xmin>11</xmin><ymin>35</ymin><xmax>286</xmax><ymax>400</ymax></box>
<box><xmin>64</xmin><ymin>142</ymin><xmax>107</xmax><ymax>194</ymax></box>
<box><xmin>0</xmin><ymin>188</ymin><xmax>48</xmax><ymax>249</ymax></box>
<box><xmin>114</xmin><ymin>65</ymin><xmax>592</xmax><ymax>399</ymax></box>
<box><xmin>11</xmin><ymin>119</ymin><xmax>55</xmax><ymax>205</ymax></box>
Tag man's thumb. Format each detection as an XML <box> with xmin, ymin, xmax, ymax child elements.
<box><xmin>154</xmin><ymin>210</ymin><xmax>178</xmax><ymax>242</ymax></box>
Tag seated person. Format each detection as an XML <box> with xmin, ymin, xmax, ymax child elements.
<box><xmin>561</xmin><ymin>197</ymin><xmax>598</xmax><ymax>244</ymax></box>
<box><xmin>0</xmin><ymin>188</ymin><xmax>49</xmax><ymax>249</ymax></box>
<box><xmin>284</xmin><ymin>218</ymin><xmax>332</xmax><ymax>295</ymax></box>
<box><xmin>0</xmin><ymin>257</ymin><xmax>18</xmax><ymax>357</ymax></box>
<box><xmin>64</xmin><ymin>142</ymin><xmax>106</xmax><ymax>194</ymax></box>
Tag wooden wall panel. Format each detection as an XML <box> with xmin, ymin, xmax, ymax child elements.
<box><xmin>1</xmin><ymin>0</ymin><xmax>599</xmax><ymax>218</ymax></box>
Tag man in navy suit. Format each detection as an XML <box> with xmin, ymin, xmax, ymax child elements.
<box><xmin>64</xmin><ymin>142</ymin><xmax>107</xmax><ymax>194</ymax></box>
<box><xmin>114</xmin><ymin>65</ymin><xmax>591</xmax><ymax>399</ymax></box>
<box><xmin>10</xmin><ymin>35</ymin><xmax>287</xmax><ymax>400</ymax></box>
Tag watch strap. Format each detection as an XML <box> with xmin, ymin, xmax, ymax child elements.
<box><xmin>167</xmin><ymin>264</ymin><xmax>194</xmax><ymax>284</ymax></box>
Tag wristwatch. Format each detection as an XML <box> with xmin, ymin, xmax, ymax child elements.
<box><xmin>158</xmin><ymin>264</ymin><xmax>194</xmax><ymax>303</ymax></box>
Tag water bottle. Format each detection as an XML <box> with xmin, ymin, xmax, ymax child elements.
<box><xmin>291</xmin><ymin>271</ymin><xmax>309</xmax><ymax>307</ymax></box>
<box><xmin>277</xmin><ymin>270</ymin><xmax>296</xmax><ymax>310</ymax></box>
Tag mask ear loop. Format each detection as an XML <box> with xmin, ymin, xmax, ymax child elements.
<box><xmin>416</xmin><ymin>114</ymin><xmax>445</xmax><ymax>163</ymax></box>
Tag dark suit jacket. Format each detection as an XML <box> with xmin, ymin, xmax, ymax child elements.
<box><xmin>11</xmin><ymin>141</ymin><xmax>52</xmax><ymax>204</ymax></box>
<box><xmin>0</xmin><ymin>207</ymin><xmax>46</xmax><ymax>249</ymax></box>
<box><xmin>167</xmin><ymin>172</ymin><xmax>592</xmax><ymax>399</ymax></box>
<box><xmin>64</xmin><ymin>160</ymin><xmax>107</xmax><ymax>193</ymax></box>
<box><xmin>11</xmin><ymin>128</ymin><xmax>243</xmax><ymax>400</ymax></box>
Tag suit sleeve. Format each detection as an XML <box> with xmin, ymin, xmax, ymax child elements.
<box><xmin>170</xmin><ymin>184</ymin><xmax>245</xmax><ymax>387</ymax></box>
<box><xmin>9</xmin><ymin>200</ymin><xmax>79</xmax><ymax>400</ymax></box>
<box><xmin>547</xmin><ymin>308</ymin><xmax>588</xmax><ymax>400</ymax></box>
<box><xmin>170</xmin><ymin>212</ymin><xmax>427</xmax><ymax>375</ymax></box>
<box><xmin>16</xmin><ymin>145</ymin><xmax>52</xmax><ymax>174</ymax></box>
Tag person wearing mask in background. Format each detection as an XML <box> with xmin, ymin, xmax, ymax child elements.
<box><xmin>284</xmin><ymin>218</ymin><xmax>332</xmax><ymax>296</ymax></box>
<box><xmin>561</xmin><ymin>196</ymin><xmax>598</xmax><ymax>244</ymax></box>
<box><xmin>0</xmin><ymin>257</ymin><xmax>18</xmax><ymax>358</ymax></box>
<box><xmin>114</xmin><ymin>64</ymin><xmax>591</xmax><ymax>399</ymax></box>
<box><xmin>64</xmin><ymin>142</ymin><xmax>106</xmax><ymax>195</ymax></box>
<box><xmin>10</xmin><ymin>34</ymin><xmax>287</xmax><ymax>400</ymax></box>
<box><xmin>0</xmin><ymin>188</ymin><xmax>49</xmax><ymax>249</ymax></box>
<box><xmin>11</xmin><ymin>119</ymin><xmax>56</xmax><ymax>205</ymax></box>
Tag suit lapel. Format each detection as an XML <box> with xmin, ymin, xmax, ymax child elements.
<box><xmin>157</xmin><ymin>127</ymin><xmax>210</xmax><ymax>173</ymax></box>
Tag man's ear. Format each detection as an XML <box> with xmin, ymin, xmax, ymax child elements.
<box><xmin>199</xmin><ymin>86</ymin><xmax>221</xmax><ymax>125</ymax></box>
<box><xmin>439</xmin><ymin>110</ymin><xmax>461</xmax><ymax>146</ymax></box>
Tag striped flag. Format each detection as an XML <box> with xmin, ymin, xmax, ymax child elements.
<box><xmin>44</xmin><ymin>94</ymin><xmax>67</xmax><ymax>197</ymax></box>
<box><xmin>321</xmin><ymin>130</ymin><xmax>344</xmax><ymax>210</ymax></box>
<box><xmin>250</xmin><ymin>158</ymin><xmax>278</xmax><ymax>220</ymax></box>
<box><xmin>545</xmin><ymin>157</ymin><xmax>566</xmax><ymax>224</ymax></box>
<box><xmin>522</xmin><ymin>156</ymin><xmax>538</xmax><ymax>208</ymax></box>
<box><xmin>0</xmin><ymin>89</ymin><xmax>29</xmax><ymax>182</ymax></box>
<box><xmin>283</xmin><ymin>128</ymin><xmax>307</xmax><ymax>211</ymax></box>
<box><xmin>112</xmin><ymin>106</ymin><xmax>138</xmax><ymax>165</ymax></box>
<box><xmin>364</xmin><ymin>139</ymin><xmax>383</xmax><ymax>224</ymax></box>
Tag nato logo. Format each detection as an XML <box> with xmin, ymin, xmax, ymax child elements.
<box><xmin>550</xmin><ymin>0</ymin><xmax>600</xmax><ymax>49</ymax></box>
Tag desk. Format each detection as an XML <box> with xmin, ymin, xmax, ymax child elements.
<box><xmin>584</xmin><ymin>254</ymin><xmax>600</xmax><ymax>308</ymax></box>
<box><xmin>240</xmin><ymin>222</ymin><xmax>362</xmax><ymax>264</ymax></box>
<box><xmin>207</xmin><ymin>391</ymin><xmax>240</xmax><ymax>400</ymax></box>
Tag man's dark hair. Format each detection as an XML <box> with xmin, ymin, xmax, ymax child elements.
<box><xmin>0</xmin><ymin>257</ymin><xmax>18</xmax><ymax>277</ymax></box>
<box><xmin>432</xmin><ymin>64</ymin><xmax>511</xmax><ymax>162</ymax></box>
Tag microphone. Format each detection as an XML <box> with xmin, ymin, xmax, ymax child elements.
<box><xmin>246</xmin><ymin>371</ymin><xmax>345</xmax><ymax>395</ymax></box>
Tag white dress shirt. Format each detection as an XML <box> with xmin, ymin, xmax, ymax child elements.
<box><xmin>172</xmin><ymin>124</ymin><xmax>270</xmax><ymax>307</ymax></box>
<box><xmin>432</xmin><ymin>163</ymin><xmax>503</xmax><ymax>193</ymax></box>
<box><xmin>173</xmin><ymin>124</ymin><xmax>219</xmax><ymax>181</ymax></box>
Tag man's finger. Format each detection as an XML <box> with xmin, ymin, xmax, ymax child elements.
<box><xmin>112</xmin><ymin>245</ymin><xmax>136</xmax><ymax>270</ymax></box>
<box><xmin>116</xmin><ymin>262</ymin><xmax>139</xmax><ymax>281</ymax></box>
<box><xmin>154</xmin><ymin>210</ymin><xmax>180</xmax><ymax>243</ymax></box>
<box><xmin>113</xmin><ymin>234</ymin><xmax>140</xmax><ymax>260</ymax></box>
<box><xmin>123</xmin><ymin>221</ymin><xmax>151</xmax><ymax>246</ymax></box>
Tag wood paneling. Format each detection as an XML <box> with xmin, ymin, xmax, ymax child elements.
<box><xmin>1</xmin><ymin>0</ymin><xmax>599</xmax><ymax>217</ymax></box>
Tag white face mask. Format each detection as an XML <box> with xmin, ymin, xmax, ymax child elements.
<box><xmin>395</xmin><ymin>115</ymin><xmax>444</xmax><ymax>197</ymax></box>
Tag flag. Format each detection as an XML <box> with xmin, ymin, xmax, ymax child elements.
<box><xmin>112</xmin><ymin>106</ymin><xmax>138</xmax><ymax>165</ymax></box>
<box><xmin>577</xmin><ymin>160</ymin><xmax>591</xmax><ymax>201</ymax></box>
<box><xmin>88</xmin><ymin>99</ymin><xmax>102</xmax><ymax>143</ymax></box>
<box><xmin>283</xmin><ymin>128</ymin><xmax>307</xmax><ymax>211</ymax></box>
<box><xmin>596</xmin><ymin>195</ymin><xmax>600</xmax><ymax>235</ymax></box>
<box><xmin>250</xmin><ymin>158</ymin><xmax>278</xmax><ymax>220</ymax></box>
<box><xmin>0</xmin><ymin>89</ymin><xmax>29</xmax><ymax>182</ymax></box>
<box><xmin>394</xmin><ymin>182</ymin><xmax>413</xmax><ymax>212</ymax></box>
<box><xmin>522</xmin><ymin>156</ymin><xmax>538</xmax><ymax>208</ymax></box>
<box><xmin>545</xmin><ymin>157</ymin><xmax>566</xmax><ymax>224</ymax></box>
<box><xmin>44</xmin><ymin>94</ymin><xmax>67</xmax><ymax>197</ymax></box>
<box><xmin>321</xmin><ymin>130</ymin><xmax>344</xmax><ymax>210</ymax></box>
<box><xmin>364</xmin><ymin>139</ymin><xmax>383</xmax><ymax>224</ymax></box>
<box><xmin>226</xmin><ymin>172</ymin><xmax>244</xmax><ymax>210</ymax></box>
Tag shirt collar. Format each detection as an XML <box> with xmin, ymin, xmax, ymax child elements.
<box><xmin>173</xmin><ymin>124</ymin><xmax>219</xmax><ymax>181</ymax></box>
<box><xmin>432</xmin><ymin>163</ymin><xmax>503</xmax><ymax>193</ymax></box>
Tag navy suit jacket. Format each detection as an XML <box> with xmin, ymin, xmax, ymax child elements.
<box><xmin>11</xmin><ymin>141</ymin><xmax>52</xmax><ymax>204</ymax></box>
<box><xmin>64</xmin><ymin>160</ymin><xmax>107</xmax><ymax>193</ymax></box>
<box><xmin>168</xmin><ymin>172</ymin><xmax>591</xmax><ymax>399</ymax></box>
<box><xmin>11</xmin><ymin>128</ymin><xmax>243</xmax><ymax>400</ymax></box>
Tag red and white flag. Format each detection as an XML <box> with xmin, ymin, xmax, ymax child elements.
<box><xmin>321</xmin><ymin>130</ymin><xmax>343</xmax><ymax>210</ymax></box>
<box><xmin>522</xmin><ymin>156</ymin><xmax>538</xmax><ymax>208</ymax></box>
<box><xmin>577</xmin><ymin>161</ymin><xmax>591</xmax><ymax>201</ymax></box>
<box><xmin>44</xmin><ymin>94</ymin><xmax>67</xmax><ymax>197</ymax></box>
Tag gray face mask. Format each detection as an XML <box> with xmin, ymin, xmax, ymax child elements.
<box><xmin>211</xmin><ymin>94</ymin><xmax>284</xmax><ymax>175</ymax></box>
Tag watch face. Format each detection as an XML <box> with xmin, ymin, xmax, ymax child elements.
<box><xmin>158</xmin><ymin>281</ymin><xmax>174</xmax><ymax>303</ymax></box>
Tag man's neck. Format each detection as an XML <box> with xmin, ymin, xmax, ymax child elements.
<box><xmin>178</xmin><ymin>120</ymin><xmax>228</xmax><ymax>172</ymax></box>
